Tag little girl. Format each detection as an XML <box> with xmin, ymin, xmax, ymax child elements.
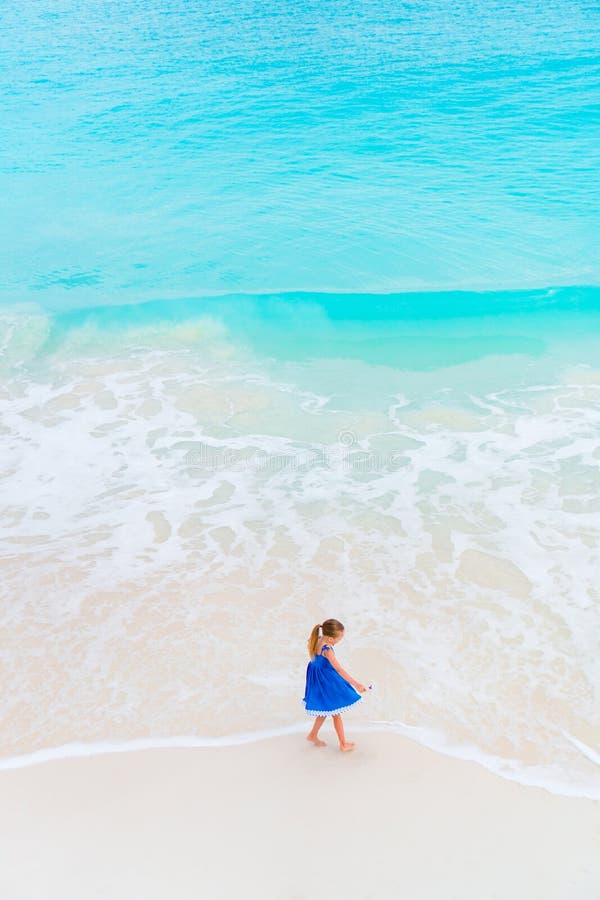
<box><xmin>303</xmin><ymin>618</ymin><xmax>367</xmax><ymax>752</ymax></box>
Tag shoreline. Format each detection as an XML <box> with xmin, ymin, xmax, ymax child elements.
<box><xmin>1</xmin><ymin>722</ymin><xmax>598</xmax><ymax>802</ymax></box>
<box><xmin>1</xmin><ymin>731</ymin><xmax>598</xmax><ymax>900</ymax></box>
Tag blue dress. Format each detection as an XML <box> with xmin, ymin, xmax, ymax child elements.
<box><xmin>303</xmin><ymin>643</ymin><xmax>362</xmax><ymax>716</ymax></box>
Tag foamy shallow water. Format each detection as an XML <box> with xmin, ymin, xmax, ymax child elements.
<box><xmin>1</xmin><ymin>291</ymin><xmax>599</xmax><ymax>797</ymax></box>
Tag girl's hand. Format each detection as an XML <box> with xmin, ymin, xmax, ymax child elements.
<box><xmin>355</xmin><ymin>683</ymin><xmax>368</xmax><ymax>693</ymax></box>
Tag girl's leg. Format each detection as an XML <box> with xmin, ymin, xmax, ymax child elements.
<box><xmin>307</xmin><ymin>716</ymin><xmax>327</xmax><ymax>746</ymax></box>
<box><xmin>332</xmin><ymin>714</ymin><xmax>355</xmax><ymax>752</ymax></box>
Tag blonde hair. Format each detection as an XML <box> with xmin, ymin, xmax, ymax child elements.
<box><xmin>307</xmin><ymin>618</ymin><xmax>345</xmax><ymax>659</ymax></box>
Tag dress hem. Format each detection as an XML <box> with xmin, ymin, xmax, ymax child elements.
<box><xmin>304</xmin><ymin>698</ymin><xmax>361</xmax><ymax>717</ymax></box>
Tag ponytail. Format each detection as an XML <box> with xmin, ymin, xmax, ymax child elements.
<box><xmin>307</xmin><ymin>618</ymin><xmax>345</xmax><ymax>659</ymax></box>
<box><xmin>308</xmin><ymin>623</ymin><xmax>321</xmax><ymax>659</ymax></box>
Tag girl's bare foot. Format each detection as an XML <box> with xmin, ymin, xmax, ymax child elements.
<box><xmin>339</xmin><ymin>742</ymin><xmax>355</xmax><ymax>752</ymax></box>
<box><xmin>307</xmin><ymin>734</ymin><xmax>326</xmax><ymax>747</ymax></box>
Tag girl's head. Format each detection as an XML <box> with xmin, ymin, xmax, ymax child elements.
<box><xmin>308</xmin><ymin>618</ymin><xmax>345</xmax><ymax>658</ymax></box>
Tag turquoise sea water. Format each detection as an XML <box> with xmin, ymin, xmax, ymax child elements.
<box><xmin>1</xmin><ymin>0</ymin><xmax>599</xmax><ymax>302</ymax></box>
<box><xmin>1</xmin><ymin>1</ymin><xmax>599</xmax><ymax>794</ymax></box>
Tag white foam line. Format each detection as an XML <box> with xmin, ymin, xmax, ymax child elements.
<box><xmin>562</xmin><ymin>731</ymin><xmax>600</xmax><ymax>767</ymax></box>
<box><xmin>1</xmin><ymin>722</ymin><xmax>599</xmax><ymax>801</ymax></box>
<box><xmin>367</xmin><ymin>720</ymin><xmax>600</xmax><ymax>800</ymax></box>
<box><xmin>0</xmin><ymin>725</ymin><xmax>306</xmax><ymax>771</ymax></box>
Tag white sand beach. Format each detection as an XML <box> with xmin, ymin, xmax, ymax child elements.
<box><xmin>1</xmin><ymin>732</ymin><xmax>598</xmax><ymax>900</ymax></box>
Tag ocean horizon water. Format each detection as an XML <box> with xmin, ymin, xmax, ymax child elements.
<box><xmin>1</xmin><ymin>0</ymin><xmax>599</xmax><ymax>798</ymax></box>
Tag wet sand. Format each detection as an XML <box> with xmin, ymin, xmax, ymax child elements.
<box><xmin>1</xmin><ymin>732</ymin><xmax>598</xmax><ymax>900</ymax></box>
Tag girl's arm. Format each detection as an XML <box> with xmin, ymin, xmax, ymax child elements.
<box><xmin>323</xmin><ymin>647</ymin><xmax>367</xmax><ymax>692</ymax></box>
